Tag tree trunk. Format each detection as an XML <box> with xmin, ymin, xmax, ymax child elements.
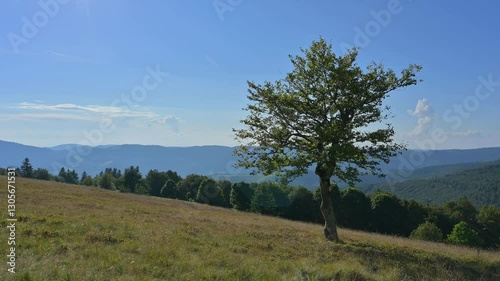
<box><xmin>318</xmin><ymin>170</ymin><xmax>340</xmax><ymax>242</ymax></box>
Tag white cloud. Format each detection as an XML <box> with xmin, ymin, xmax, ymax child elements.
<box><xmin>408</xmin><ymin>98</ymin><xmax>435</xmax><ymax>136</ymax></box>
<box><xmin>12</xmin><ymin>102</ymin><xmax>181</xmax><ymax>132</ymax></box>
<box><xmin>19</xmin><ymin>102</ymin><xmax>148</xmax><ymax>118</ymax></box>
<box><xmin>0</xmin><ymin>113</ymin><xmax>96</xmax><ymax>121</ymax></box>
<box><xmin>408</xmin><ymin>98</ymin><xmax>431</xmax><ymax>117</ymax></box>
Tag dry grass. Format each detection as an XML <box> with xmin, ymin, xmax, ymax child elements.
<box><xmin>338</xmin><ymin>228</ymin><xmax>500</xmax><ymax>262</ymax></box>
<box><xmin>0</xmin><ymin>176</ymin><xmax>499</xmax><ymax>280</ymax></box>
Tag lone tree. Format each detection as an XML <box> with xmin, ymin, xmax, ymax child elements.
<box><xmin>234</xmin><ymin>38</ymin><xmax>421</xmax><ymax>241</ymax></box>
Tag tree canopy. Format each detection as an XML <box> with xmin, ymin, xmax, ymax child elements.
<box><xmin>234</xmin><ymin>38</ymin><xmax>421</xmax><ymax>241</ymax></box>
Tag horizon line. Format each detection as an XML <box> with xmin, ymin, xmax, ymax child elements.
<box><xmin>0</xmin><ymin>139</ymin><xmax>499</xmax><ymax>151</ymax></box>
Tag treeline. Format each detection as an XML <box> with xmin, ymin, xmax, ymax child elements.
<box><xmin>2</xmin><ymin>158</ymin><xmax>499</xmax><ymax>250</ymax></box>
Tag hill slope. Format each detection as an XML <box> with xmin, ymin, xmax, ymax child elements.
<box><xmin>1</xmin><ymin>177</ymin><xmax>499</xmax><ymax>280</ymax></box>
<box><xmin>360</xmin><ymin>160</ymin><xmax>500</xmax><ymax>207</ymax></box>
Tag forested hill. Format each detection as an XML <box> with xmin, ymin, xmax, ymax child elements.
<box><xmin>360</xmin><ymin>160</ymin><xmax>500</xmax><ymax>208</ymax></box>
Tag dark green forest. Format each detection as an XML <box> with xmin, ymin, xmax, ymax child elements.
<box><xmin>360</xmin><ymin>160</ymin><xmax>500</xmax><ymax>208</ymax></box>
<box><xmin>2</xmin><ymin>157</ymin><xmax>499</xmax><ymax>250</ymax></box>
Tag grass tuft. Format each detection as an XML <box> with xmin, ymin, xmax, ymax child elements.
<box><xmin>85</xmin><ymin>231</ymin><xmax>123</xmax><ymax>244</ymax></box>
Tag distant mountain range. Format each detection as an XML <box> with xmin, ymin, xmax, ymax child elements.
<box><xmin>2</xmin><ymin>140</ymin><xmax>500</xmax><ymax>191</ymax></box>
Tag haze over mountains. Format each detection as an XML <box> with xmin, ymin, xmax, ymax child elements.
<box><xmin>2</xmin><ymin>140</ymin><xmax>500</xmax><ymax>190</ymax></box>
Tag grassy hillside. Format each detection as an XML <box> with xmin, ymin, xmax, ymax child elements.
<box><xmin>1</xmin><ymin>177</ymin><xmax>499</xmax><ymax>280</ymax></box>
<box><xmin>360</xmin><ymin>161</ymin><xmax>500</xmax><ymax>207</ymax></box>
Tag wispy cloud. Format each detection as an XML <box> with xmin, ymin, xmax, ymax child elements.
<box><xmin>18</xmin><ymin>102</ymin><xmax>129</xmax><ymax>115</ymax></box>
<box><xmin>446</xmin><ymin>130</ymin><xmax>481</xmax><ymax>137</ymax></box>
<box><xmin>1</xmin><ymin>48</ymin><xmax>96</xmax><ymax>64</ymax></box>
<box><xmin>11</xmin><ymin>102</ymin><xmax>180</xmax><ymax>132</ymax></box>
<box><xmin>0</xmin><ymin>113</ymin><xmax>96</xmax><ymax>121</ymax></box>
<box><xmin>128</xmin><ymin>115</ymin><xmax>181</xmax><ymax>134</ymax></box>
<box><xmin>48</xmin><ymin>51</ymin><xmax>65</xmax><ymax>57</ymax></box>
<box><xmin>408</xmin><ymin>98</ymin><xmax>435</xmax><ymax>136</ymax></box>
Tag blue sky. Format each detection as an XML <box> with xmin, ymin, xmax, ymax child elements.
<box><xmin>1</xmin><ymin>0</ymin><xmax>499</xmax><ymax>149</ymax></box>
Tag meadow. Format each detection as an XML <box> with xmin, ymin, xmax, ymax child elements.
<box><xmin>0</xmin><ymin>176</ymin><xmax>499</xmax><ymax>280</ymax></box>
